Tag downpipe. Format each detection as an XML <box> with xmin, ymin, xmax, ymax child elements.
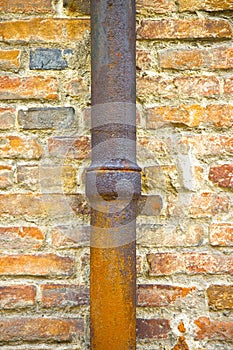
<box><xmin>86</xmin><ymin>1</ymin><xmax>141</xmax><ymax>348</ymax></box>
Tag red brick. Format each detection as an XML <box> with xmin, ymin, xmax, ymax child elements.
<box><xmin>0</xmin><ymin>108</ymin><xmax>15</xmax><ymax>129</ymax></box>
<box><xmin>0</xmin><ymin>50</ymin><xmax>20</xmax><ymax>71</ymax></box>
<box><xmin>138</xmin><ymin>19</ymin><xmax>232</xmax><ymax>39</ymax></box>
<box><xmin>0</xmin><ymin>285</ymin><xmax>36</xmax><ymax>309</ymax></box>
<box><xmin>195</xmin><ymin>317</ymin><xmax>233</xmax><ymax>341</ymax></box>
<box><xmin>179</xmin><ymin>0</ymin><xmax>233</xmax><ymax>12</ymax></box>
<box><xmin>0</xmin><ymin>136</ymin><xmax>42</xmax><ymax>159</ymax></box>
<box><xmin>209</xmin><ymin>223</ymin><xmax>233</xmax><ymax>246</ymax></box>
<box><xmin>147</xmin><ymin>253</ymin><xmax>233</xmax><ymax>275</ymax></box>
<box><xmin>0</xmin><ymin>317</ymin><xmax>83</xmax><ymax>342</ymax></box>
<box><xmin>209</xmin><ymin>164</ymin><xmax>233</xmax><ymax>188</ymax></box>
<box><xmin>41</xmin><ymin>284</ymin><xmax>89</xmax><ymax>308</ymax></box>
<box><xmin>137</xmin><ymin>319</ymin><xmax>170</xmax><ymax>339</ymax></box>
<box><xmin>159</xmin><ymin>46</ymin><xmax>233</xmax><ymax>70</ymax></box>
<box><xmin>138</xmin><ymin>75</ymin><xmax>220</xmax><ymax>100</ymax></box>
<box><xmin>0</xmin><ymin>0</ymin><xmax>53</xmax><ymax>13</ymax></box>
<box><xmin>0</xmin><ymin>18</ymin><xmax>89</xmax><ymax>43</ymax></box>
<box><xmin>48</xmin><ymin>136</ymin><xmax>90</xmax><ymax>160</ymax></box>
<box><xmin>137</xmin><ymin>0</ymin><xmax>176</xmax><ymax>13</ymax></box>
<box><xmin>0</xmin><ymin>254</ymin><xmax>74</xmax><ymax>277</ymax></box>
<box><xmin>137</xmin><ymin>285</ymin><xmax>196</xmax><ymax>307</ymax></box>
<box><xmin>0</xmin><ymin>227</ymin><xmax>45</xmax><ymax>250</ymax></box>
<box><xmin>0</xmin><ymin>165</ymin><xmax>13</xmax><ymax>189</ymax></box>
<box><xmin>190</xmin><ymin>193</ymin><xmax>229</xmax><ymax>217</ymax></box>
<box><xmin>0</xmin><ymin>76</ymin><xmax>58</xmax><ymax>100</ymax></box>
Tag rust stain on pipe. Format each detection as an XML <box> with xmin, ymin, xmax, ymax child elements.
<box><xmin>86</xmin><ymin>0</ymin><xmax>140</xmax><ymax>349</ymax></box>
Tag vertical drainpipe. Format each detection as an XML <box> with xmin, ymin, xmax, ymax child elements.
<box><xmin>86</xmin><ymin>0</ymin><xmax>141</xmax><ymax>349</ymax></box>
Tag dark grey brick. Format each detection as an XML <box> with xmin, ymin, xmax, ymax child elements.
<box><xmin>30</xmin><ymin>48</ymin><xmax>69</xmax><ymax>70</ymax></box>
<box><xmin>18</xmin><ymin>107</ymin><xmax>76</xmax><ymax>130</ymax></box>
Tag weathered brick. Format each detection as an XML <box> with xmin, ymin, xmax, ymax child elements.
<box><xmin>0</xmin><ymin>0</ymin><xmax>54</xmax><ymax>13</ymax></box>
<box><xmin>0</xmin><ymin>285</ymin><xmax>36</xmax><ymax>309</ymax></box>
<box><xmin>137</xmin><ymin>75</ymin><xmax>220</xmax><ymax>100</ymax></box>
<box><xmin>0</xmin><ymin>136</ymin><xmax>42</xmax><ymax>159</ymax></box>
<box><xmin>63</xmin><ymin>0</ymin><xmax>176</xmax><ymax>14</ymax></box>
<box><xmin>41</xmin><ymin>284</ymin><xmax>89</xmax><ymax>308</ymax></box>
<box><xmin>136</xmin><ymin>50</ymin><xmax>152</xmax><ymax>71</ymax></box>
<box><xmin>0</xmin><ymin>108</ymin><xmax>15</xmax><ymax>129</ymax></box>
<box><xmin>0</xmin><ymin>50</ymin><xmax>20</xmax><ymax>71</ymax></box>
<box><xmin>146</xmin><ymin>104</ymin><xmax>233</xmax><ymax>130</ymax></box>
<box><xmin>137</xmin><ymin>285</ymin><xmax>196</xmax><ymax>307</ymax></box>
<box><xmin>64</xmin><ymin>0</ymin><xmax>90</xmax><ymax>15</ymax></box>
<box><xmin>0</xmin><ymin>165</ymin><xmax>13</xmax><ymax>189</ymax></box>
<box><xmin>0</xmin><ymin>317</ymin><xmax>83</xmax><ymax>342</ymax></box>
<box><xmin>207</xmin><ymin>285</ymin><xmax>233</xmax><ymax>310</ymax></box>
<box><xmin>179</xmin><ymin>0</ymin><xmax>233</xmax><ymax>12</ymax></box>
<box><xmin>0</xmin><ymin>18</ymin><xmax>90</xmax><ymax>43</ymax></box>
<box><xmin>0</xmin><ymin>227</ymin><xmax>45</xmax><ymax>250</ymax></box>
<box><xmin>159</xmin><ymin>48</ymin><xmax>204</xmax><ymax>70</ymax></box>
<box><xmin>189</xmin><ymin>193</ymin><xmax>229</xmax><ymax>217</ymax></box>
<box><xmin>137</xmin><ymin>0</ymin><xmax>176</xmax><ymax>13</ymax></box>
<box><xmin>52</xmin><ymin>225</ymin><xmax>90</xmax><ymax>248</ymax></box>
<box><xmin>205</xmin><ymin>105</ymin><xmax>233</xmax><ymax>128</ymax></box>
<box><xmin>147</xmin><ymin>105</ymin><xmax>202</xmax><ymax>128</ymax></box>
<box><xmin>224</xmin><ymin>76</ymin><xmax>233</xmax><ymax>95</ymax></box>
<box><xmin>0</xmin><ymin>76</ymin><xmax>58</xmax><ymax>100</ymax></box>
<box><xmin>17</xmin><ymin>164</ymin><xmax>77</xmax><ymax>193</ymax></box>
<box><xmin>30</xmin><ymin>49</ymin><xmax>69</xmax><ymax>70</ymax></box>
<box><xmin>209</xmin><ymin>223</ymin><xmax>233</xmax><ymax>246</ymax></box>
<box><xmin>195</xmin><ymin>317</ymin><xmax>233</xmax><ymax>341</ymax></box>
<box><xmin>48</xmin><ymin>136</ymin><xmax>90</xmax><ymax>160</ymax></box>
<box><xmin>138</xmin><ymin>19</ymin><xmax>232</xmax><ymax>40</ymax></box>
<box><xmin>16</xmin><ymin>165</ymin><xmax>39</xmax><ymax>191</ymax></box>
<box><xmin>0</xmin><ymin>193</ymin><xmax>89</xmax><ymax>218</ymax></box>
<box><xmin>148</xmin><ymin>253</ymin><xmax>233</xmax><ymax>275</ymax></box>
<box><xmin>66</xmin><ymin>78</ymin><xmax>89</xmax><ymax>97</ymax></box>
<box><xmin>0</xmin><ymin>194</ymin><xmax>43</xmax><ymax>217</ymax></box>
<box><xmin>0</xmin><ymin>254</ymin><xmax>74</xmax><ymax>277</ymax></box>
<box><xmin>18</xmin><ymin>107</ymin><xmax>76</xmax><ymax>130</ymax></box>
<box><xmin>138</xmin><ymin>223</ymin><xmax>203</xmax><ymax>247</ymax></box>
<box><xmin>137</xmin><ymin>319</ymin><xmax>170</xmax><ymax>339</ymax></box>
<box><xmin>159</xmin><ymin>46</ymin><xmax>233</xmax><ymax>70</ymax></box>
<box><xmin>209</xmin><ymin>164</ymin><xmax>233</xmax><ymax>188</ymax></box>
<box><xmin>179</xmin><ymin>135</ymin><xmax>233</xmax><ymax>156</ymax></box>
<box><xmin>139</xmin><ymin>195</ymin><xmax>163</xmax><ymax>216</ymax></box>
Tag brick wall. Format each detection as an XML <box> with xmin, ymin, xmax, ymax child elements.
<box><xmin>0</xmin><ymin>0</ymin><xmax>232</xmax><ymax>349</ymax></box>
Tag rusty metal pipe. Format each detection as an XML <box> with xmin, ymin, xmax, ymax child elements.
<box><xmin>86</xmin><ymin>0</ymin><xmax>140</xmax><ymax>349</ymax></box>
